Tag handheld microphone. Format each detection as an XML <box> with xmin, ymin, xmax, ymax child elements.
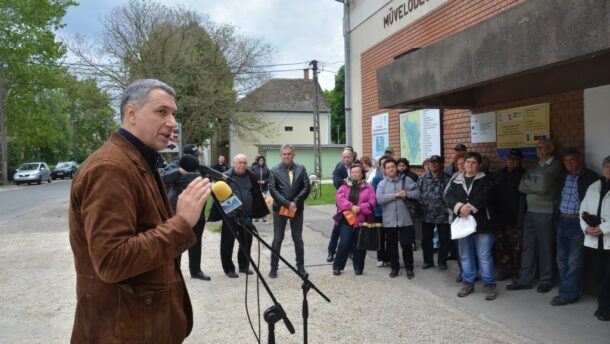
<box><xmin>179</xmin><ymin>154</ymin><xmax>232</xmax><ymax>182</ymax></box>
<box><xmin>211</xmin><ymin>181</ymin><xmax>243</xmax><ymax>214</ymax></box>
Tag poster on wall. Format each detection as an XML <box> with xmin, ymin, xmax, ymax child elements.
<box><xmin>496</xmin><ymin>103</ymin><xmax>550</xmax><ymax>159</ymax></box>
<box><xmin>399</xmin><ymin>109</ymin><xmax>442</xmax><ymax>166</ymax></box>
<box><xmin>471</xmin><ymin>112</ymin><xmax>496</xmax><ymax>143</ymax></box>
<box><xmin>371</xmin><ymin>113</ymin><xmax>389</xmax><ymax>159</ymax></box>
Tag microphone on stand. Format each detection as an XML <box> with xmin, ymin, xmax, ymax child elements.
<box><xmin>211</xmin><ymin>181</ymin><xmax>243</xmax><ymax>215</ymax></box>
<box><xmin>179</xmin><ymin>154</ymin><xmax>233</xmax><ymax>182</ymax></box>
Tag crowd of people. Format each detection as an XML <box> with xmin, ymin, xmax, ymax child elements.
<box><xmin>68</xmin><ymin>79</ymin><xmax>607</xmax><ymax>342</ymax></box>
<box><xmin>325</xmin><ymin>143</ymin><xmax>610</xmax><ymax>322</ymax></box>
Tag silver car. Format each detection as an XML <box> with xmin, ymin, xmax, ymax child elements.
<box><xmin>13</xmin><ymin>162</ymin><xmax>52</xmax><ymax>185</ymax></box>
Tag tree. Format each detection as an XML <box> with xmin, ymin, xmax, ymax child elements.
<box><xmin>324</xmin><ymin>65</ymin><xmax>345</xmax><ymax>144</ymax></box>
<box><xmin>64</xmin><ymin>76</ymin><xmax>117</xmax><ymax>162</ymax></box>
<box><xmin>0</xmin><ymin>0</ymin><xmax>77</xmax><ymax>183</ymax></box>
<box><xmin>67</xmin><ymin>0</ymin><xmax>273</xmax><ymax>145</ymax></box>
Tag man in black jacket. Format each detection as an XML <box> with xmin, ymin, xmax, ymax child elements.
<box><xmin>161</xmin><ymin>143</ymin><xmax>211</xmax><ymax>281</ymax></box>
<box><xmin>268</xmin><ymin>144</ymin><xmax>311</xmax><ymax>278</ymax></box>
<box><xmin>551</xmin><ymin>147</ymin><xmax>598</xmax><ymax>306</ymax></box>
<box><xmin>492</xmin><ymin>149</ymin><xmax>526</xmax><ymax>282</ymax></box>
<box><xmin>208</xmin><ymin>154</ymin><xmax>270</xmax><ymax>278</ymax></box>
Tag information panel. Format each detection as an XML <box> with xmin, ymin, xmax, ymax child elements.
<box><xmin>371</xmin><ymin>113</ymin><xmax>389</xmax><ymax>160</ymax></box>
<box><xmin>399</xmin><ymin>109</ymin><xmax>442</xmax><ymax>165</ymax></box>
<box><xmin>496</xmin><ymin>103</ymin><xmax>550</xmax><ymax>159</ymax></box>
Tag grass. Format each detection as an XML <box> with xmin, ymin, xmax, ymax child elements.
<box><xmin>304</xmin><ymin>183</ymin><xmax>336</xmax><ymax>206</ymax></box>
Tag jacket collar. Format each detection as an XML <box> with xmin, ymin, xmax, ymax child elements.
<box><xmin>118</xmin><ymin>128</ymin><xmax>159</xmax><ymax>172</ymax></box>
<box><xmin>110</xmin><ymin>132</ymin><xmax>172</xmax><ymax>220</ymax></box>
<box><xmin>452</xmin><ymin>171</ymin><xmax>486</xmax><ymax>195</ymax></box>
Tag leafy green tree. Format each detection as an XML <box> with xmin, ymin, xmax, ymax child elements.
<box><xmin>324</xmin><ymin>65</ymin><xmax>345</xmax><ymax>144</ymax></box>
<box><xmin>0</xmin><ymin>0</ymin><xmax>77</xmax><ymax>182</ymax></box>
<box><xmin>64</xmin><ymin>76</ymin><xmax>117</xmax><ymax>162</ymax></box>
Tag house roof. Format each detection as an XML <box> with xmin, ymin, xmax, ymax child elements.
<box><xmin>239</xmin><ymin>78</ymin><xmax>330</xmax><ymax>113</ymax></box>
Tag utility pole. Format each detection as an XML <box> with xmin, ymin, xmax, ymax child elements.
<box><xmin>336</xmin><ymin>0</ymin><xmax>352</xmax><ymax>145</ymax></box>
<box><xmin>310</xmin><ymin>60</ymin><xmax>322</xmax><ymax>194</ymax></box>
<box><xmin>0</xmin><ymin>70</ymin><xmax>8</xmax><ymax>185</ymax></box>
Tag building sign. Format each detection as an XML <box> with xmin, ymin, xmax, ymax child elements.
<box><xmin>160</xmin><ymin>122</ymin><xmax>182</xmax><ymax>154</ymax></box>
<box><xmin>471</xmin><ymin>112</ymin><xmax>496</xmax><ymax>143</ymax></box>
<box><xmin>371</xmin><ymin>113</ymin><xmax>389</xmax><ymax>159</ymax></box>
<box><xmin>496</xmin><ymin>103</ymin><xmax>550</xmax><ymax>159</ymax></box>
<box><xmin>382</xmin><ymin>0</ymin><xmax>448</xmax><ymax>29</ymax></box>
<box><xmin>399</xmin><ymin>109</ymin><xmax>441</xmax><ymax>165</ymax></box>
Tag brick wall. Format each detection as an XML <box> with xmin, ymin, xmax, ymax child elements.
<box><xmin>362</xmin><ymin>0</ymin><xmax>528</xmax><ymax>167</ymax></box>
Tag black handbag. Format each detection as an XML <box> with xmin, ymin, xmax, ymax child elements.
<box><xmin>357</xmin><ymin>222</ymin><xmax>381</xmax><ymax>251</ymax></box>
<box><xmin>402</xmin><ymin>176</ymin><xmax>423</xmax><ymax>220</ymax></box>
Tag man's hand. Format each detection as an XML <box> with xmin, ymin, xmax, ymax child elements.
<box><xmin>395</xmin><ymin>190</ymin><xmax>407</xmax><ymax>199</ymax></box>
<box><xmin>289</xmin><ymin>202</ymin><xmax>297</xmax><ymax>211</ymax></box>
<box><xmin>176</xmin><ymin>177</ymin><xmax>212</xmax><ymax>227</ymax></box>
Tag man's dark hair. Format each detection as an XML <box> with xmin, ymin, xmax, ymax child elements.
<box><xmin>383</xmin><ymin>158</ymin><xmax>397</xmax><ymax>169</ymax></box>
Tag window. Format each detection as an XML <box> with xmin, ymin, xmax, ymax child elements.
<box><xmin>284</xmin><ymin>126</ymin><xmax>293</xmax><ymax>131</ymax></box>
<box><xmin>309</xmin><ymin>126</ymin><xmax>314</xmax><ymax>132</ymax></box>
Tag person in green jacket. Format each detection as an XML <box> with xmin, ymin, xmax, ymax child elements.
<box><xmin>507</xmin><ymin>139</ymin><xmax>563</xmax><ymax>293</ymax></box>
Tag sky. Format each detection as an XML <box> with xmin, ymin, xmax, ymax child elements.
<box><xmin>58</xmin><ymin>0</ymin><xmax>345</xmax><ymax>91</ymax></box>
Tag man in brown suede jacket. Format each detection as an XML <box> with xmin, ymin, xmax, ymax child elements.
<box><xmin>69</xmin><ymin>79</ymin><xmax>211</xmax><ymax>343</ymax></box>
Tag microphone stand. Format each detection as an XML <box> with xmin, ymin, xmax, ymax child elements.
<box><xmin>209</xmin><ymin>191</ymin><xmax>294</xmax><ymax>344</ymax></box>
<box><xmin>208</xmin><ymin>179</ymin><xmax>330</xmax><ymax>344</ymax></box>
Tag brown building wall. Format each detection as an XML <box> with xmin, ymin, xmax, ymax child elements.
<box><xmin>359</xmin><ymin>0</ymin><xmax>586</xmax><ymax>170</ymax></box>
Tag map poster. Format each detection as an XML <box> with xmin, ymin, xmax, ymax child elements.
<box><xmin>371</xmin><ymin>113</ymin><xmax>389</xmax><ymax>159</ymax></box>
<box><xmin>471</xmin><ymin>112</ymin><xmax>496</xmax><ymax>143</ymax></box>
<box><xmin>496</xmin><ymin>103</ymin><xmax>549</xmax><ymax>160</ymax></box>
<box><xmin>399</xmin><ymin>109</ymin><xmax>442</xmax><ymax>166</ymax></box>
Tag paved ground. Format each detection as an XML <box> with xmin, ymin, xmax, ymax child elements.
<box><xmin>0</xmin><ymin>203</ymin><xmax>608</xmax><ymax>343</ymax></box>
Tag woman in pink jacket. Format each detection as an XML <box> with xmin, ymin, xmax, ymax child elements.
<box><xmin>332</xmin><ymin>164</ymin><xmax>377</xmax><ymax>275</ymax></box>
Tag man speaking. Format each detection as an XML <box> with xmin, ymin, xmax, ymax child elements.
<box><xmin>69</xmin><ymin>79</ymin><xmax>211</xmax><ymax>343</ymax></box>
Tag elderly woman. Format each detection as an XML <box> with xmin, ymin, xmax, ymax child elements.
<box><xmin>251</xmin><ymin>155</ymin><xmax>270</xmax><ymax>194</ymax></box>
<box><xmin>580</xmin><ymin>156</ymin><xmax>610</xmax><ymax>321</ymax></box>
<box><xmin>332</xmin><ymin>164</ymin><xmax>377</xmax><ymax>275</ymax></box>
<box><xmin>445</xmin><ymin>152</ymin><xmax>497</xmax><ymax>300</ymax></box>
<box><xmin>376</xmin><ymin>158</ymin><xmax>419</xmax><ymax>279</ymax></box>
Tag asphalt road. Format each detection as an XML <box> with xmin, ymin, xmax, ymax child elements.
<box><xmin>0</xmin><ymin>179</ymin><xmax>72</xmax><ymax>223</ymax></box>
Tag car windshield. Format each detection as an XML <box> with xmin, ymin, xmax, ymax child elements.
<box><xmin>56</xmin><ymin>163</ymin><xmax>69</xmax><ymax>168</ymax></box>
<box><xmin>20</xmin><ymin>163</ymin><xmax>40</xmax><ymax>170</ymax></box>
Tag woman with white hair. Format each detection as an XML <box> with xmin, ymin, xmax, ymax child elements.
<box><xmin>579</xmin><ymin>155</ymin><xmax>610</xmax><ymax>321</ymax></box>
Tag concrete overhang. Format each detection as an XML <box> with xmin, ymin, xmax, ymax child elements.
<box><xmin>377</xmin><ymin>0</ymin><xmax>610</xmax><ymax>109</ymax></box>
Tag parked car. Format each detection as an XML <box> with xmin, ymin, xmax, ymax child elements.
<box><xmin>13</xmin><ymin>162</ymin><xmax>52</xmax><ymax>185</ymax></box>
<box><xmin>52</xmin><ymin>161</ymin><xmax>79</xmax><ymax>180</ymax></box>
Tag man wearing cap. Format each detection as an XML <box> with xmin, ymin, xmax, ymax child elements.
<box><xmin>384</xmin><ymin>146</ymin><xmax>394</xmax><ymax>158</ymax></box>
<box><xmin>446</xmin><ymin>144</ymin><xmax>467</xmax><ymax>176</ymax></box>
<box><xmin>161</xmin><ymin>143</ymin><xmax>211</xmax><ymax>281</ymax></box>
<box><xmin>508</xmin><ymin>139</ymin><xmax>563</xmax><ymax>293</ymax></box>
<box><xmin>492</xmin><ymin>149</ymin><xmax>527</xmax><ymax>282</ymax></box>
<box><xmin>550</xmin><ymin>147</ymin><xmax>598</xmax><ymax>305</ymax></box>
<box><xmin>418</xmin><ymin>155</ymin><xmax>451</xmax><ymax>270</ymax></box>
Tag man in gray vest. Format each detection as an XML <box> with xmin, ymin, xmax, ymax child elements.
<box><xmin>507</xmin><ymin>139</ymin><xmax>563</xmax><ymax>293</ymax></box>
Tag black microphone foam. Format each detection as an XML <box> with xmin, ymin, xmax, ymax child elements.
<box><xmin>179</xmin><ymin>154</ymin><xmax>231</xmax><ymax>182</ymax></box>
<box><xmin>179</xmin><ymin>155</ymin><xmax>200</xmax><ymax>173</ymax></box>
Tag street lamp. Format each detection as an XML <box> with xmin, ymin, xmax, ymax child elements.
<box><xmin>72</xmin><ymin>119</ymin><xmax>77</xmax><ymax>162</ymax></box>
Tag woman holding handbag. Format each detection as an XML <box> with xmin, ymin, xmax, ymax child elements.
<box><xmin>376</xmin><ymin>158</ymin><xmax>419</xmax><ymax>279</ymax></box>
<box><xmin>580</xmin><ymin>156</ymin><xmax>610</xmax><ymax>321</ymax></box>
<box><xmin>445</xmin><ymin>152</ymin><xmax>498</xmax><ymax>300</ymax></box>
<box><xmin>332</xmin><ymin>164</ymin><xmax>377</xmax><ymax>276</ymax></box>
